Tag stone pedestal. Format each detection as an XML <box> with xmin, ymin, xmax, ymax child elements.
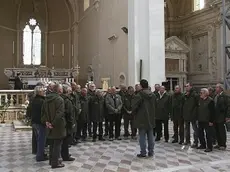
<box><xmin>128</xmin><ymin>0</ymin><xmax>165</xmax><ymax>86</ymax></box>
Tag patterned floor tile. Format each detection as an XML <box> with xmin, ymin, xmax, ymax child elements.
<box><xmin>0</xmin><ymin>123</ymin><xmax>230</xmax><ymax>172</ymax></box>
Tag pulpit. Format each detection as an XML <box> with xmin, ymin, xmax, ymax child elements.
<box><xmin>4</xmin><ymin>65</ymin><xmax>80</xmax><ymax>89</ymax></box>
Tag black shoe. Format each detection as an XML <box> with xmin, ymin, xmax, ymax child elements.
<box><xmin>51</xmin><ymin>163</ymin><xmax>65</xmax><ymax>169</ymax></box>
<box><xmin>115</xmin><ymin>137</ymin><xmax>122</xmax><ymax>140</ymax></box>
<box><xmin>99</xmin><ymin>137</ymin><xmax>105</xmax><ymax>141</ymax></box>
<box><xmin>204</xmin><ymin>148</ymin><xmax>212</xmax><ymax>152</ymax></box>
<box><xmin>92</xmin><ymin>139</ymin><xmax>96</xmax><ymax>142</ymax></box>
<box><xmin>213</xmin><ymin>145</ymin><xmax>220</xmax><ymax>149</ymax></box>
<box><xmin>179</xmin><ymin>141</ymin><xmax>183</xmax><ymax>145</ymax></box>
<box><xmin>165</xmin><ymin>140</ymin><xmax>168</xmax><ymax>143</ymax></box>
<box><xmin>137</xmin><ymin>154</ymin><xmax>146</xmax><ymax>158</ymax></box>
<box><xmin>36</xmin><ymin>156</ymin><xmax>49</xmax><ymax>162</ymax></box>
<box><xmin>172</xmin><ymin>139</ymin><xmax>178</xmax><ymax>143</ymax></box>
<box><xmin>148</xmin><ymin>153</ymin><xmax>153</xmax><ymax>157</ymax></box>
<box><xmin>191</xmin><ymin>144</ymin><xmax>198</xmax><ymax>148</ymax></box>
<box><xmin>197</xmin><ymin>145</ymin><xmax>206</xmax><ymax>149</ymax></box>
<box><xmin>63</xmin><ymin>157</ymin><xmax>75</xmax><ymax>161</ymax></box>
<box><xmin>183</xmin><ymin>142</ymin><xmax>191</xmax><ymax>145</ymax></box>
<box><xmin>155</xmin><ymin>138</ymin><xmax>160</xmax><ymax>141</ymax></box>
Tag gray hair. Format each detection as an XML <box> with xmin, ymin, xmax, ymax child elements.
<box><xmin>216</xmin><ymin>83</ymin><xmax>224</xmax><ymax>91</ymax></box>
<box><xmin>34</xmin><ymin>86</ymin><xmax>44</xmax><ymax>95</ymax></box>
<box><xmin>63</xmin><ymin>84</ymin><xmax>72</xmax><ymax>94</ymax></box>
<box><xmin>53</xmin><ymin>84</ymin><xmax>63</xmax><ymax>93</ymax></box>
<box><xmin>200</xmin><ymin>88</ymin><xmax>209</xmax><ymax>96</ymax></box>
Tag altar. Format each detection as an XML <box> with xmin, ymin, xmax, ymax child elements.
<box><xmin>4</xmin><ymin>66</ymin><xmax>80</xmax><ymax>89</ymax></box>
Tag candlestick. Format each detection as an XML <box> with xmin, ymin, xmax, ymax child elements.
<box><xmin>71</xmin><ymin>44</ymin><xmax>74</xmax><ymax>57</ymax></box>
<box><xmin>62</xmin><ymin>44</ymin><xmax>65</xmax><ymax>57</ymax></box>
<box><xmin>52</xmin><ymin>44</ymin><xmax>54</xmax><ymax>56</ymax></box>
<box><xmin>13</xmin><ymin>41</ymin><xmax>15</xmax><ymax>54</ymax></box>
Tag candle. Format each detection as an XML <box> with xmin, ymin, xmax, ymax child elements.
<box><xmin>71</xmin><ymin>44</ymin><xmax>74</xmax><ymax>57</ymax></box>
<box><xmin>62</xmin><ymin>44</ymin><xmax>65</xmax><ymax>56</ymax></box>
<box><xmin>52</xmin><ymin>44</ymin><xmax>54</xmax><ymax>56</ymax></box>
<box><xmin>13</xmin><ymin>41</ymin><xmax>15</xmax><ymax>54</ymax></box>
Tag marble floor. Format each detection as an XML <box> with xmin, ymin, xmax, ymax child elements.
<box><xmin>0</xmin><ymin>124</ymin><xmax>230</xmax><ymax>172</ymax></box>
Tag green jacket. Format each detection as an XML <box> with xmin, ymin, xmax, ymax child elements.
<box><xmin>132</xmin><ymin>89</ymin><xmax>156</xmax><ymax>129</ymax></box>
<box><xmin>79</xmin><ymin>95</ymin><xmax>89</xmax><ymax>122</ymax></box>
<box><xmin>89</xmin><ymin>95</ymin><xmax>104</xmax><ymax>122</ymax></box>
<box><xmin>41</xmin><ymin>93</ymin><xmax>66</xmax><ymax>139</ymax></box>
<box><xmin>105</xmin><ymin>94</ymin><xmax>123</xmax><ymax>114</ymax></box>
<box><xmin>123</xmin><ymin>94</ymin><xmax>135</xmax><ymax>119</ymax></box>
<box><xmin>171</xmin><ymin>92</ymin><xmax>183</xmax><ymax>120</ymax></box>
<box><xmin>155</xmin><ymin>92</ymin><xmax>171</xmax><ymax>120</ymax></box>
<box><xmin>214</xmin><ymin>92</ymin><xmax>230</xmax><ymax>123</ymax></box>
<box><xmin>197</xmin><ymin>97</ymin><xmax>215</xmax><ymax>123</ymax></box>
<box><xmin>70</xmin><ymin>92</ymin><xmax>81</xmax><ymax>121</ymax></box>
<box><xmin>61</xmin><ymin>94</ymin><xmax>75</xmax><ymax>135</ymax></box>
<box><xmin>182</xmin><ymin>88</ymin><xmax>199</xmax><ymax>121</ymax></box>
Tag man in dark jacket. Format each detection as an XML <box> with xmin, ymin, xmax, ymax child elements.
<box><xmin>105</xmin><ymin>87</ymin><xmax>123</xmax><ymax>141</ymax></box>
<box><xmin>182</xmin><ymin>83</ymin><xmax>199</xmax><ymax>148</ymax></box>
<box><xmin>87</xmin><ymin>83</ymin><xmax>96</xmax><ymax>137</ymax></box>
<box><xmin>41</xmin><ymin>84</ymin><xmax>66</xmax><ymax>169</ymax></box>
<box><xmin>197</xmin><ymin>88</ymin><xmax>215</xmax><ymax>152</ymax></box>
<box><xmin>171</xmin><ymin>85</ymin><xmax>184</xmax><ymax>144</ymax></box>
<box><xmin>14</xmin><ymin>72</ymin><xmax>23</xmax><ymax>90</ymax></box>
<box><xmin>70</xmin><ymin>82</ymin><xmax>81</xmax><ymax>145</ymax></box>
<box><xmin>214</xmin><ymin>83</ymin><xmax>230</xmax><ymax>150</ymax></box>
<box><xmin>89</xmin><ymin>90</ymin><xmax>105</xmax><ymax>142</ymax></box>
<box><xmin>153</xmin><ymin>84</ymin><xmax>160</xmax><ymax>96</ymax></box>
<box><xmin>77</xmin><ymin>88</ymin><xmax>89</xmax><ymax>141</ymax></box>
<box><xmin>60</xmin><ymin>85</ymin><xmax>75</xmax><ymax>161</ymax></box>
<box><xmin>123</xmin><ymin>86</ymin><xmax>136</xmax><ymax>139</ymax></box>
<box><xmin>132</xmin><ymin>79</ymin><xmax>156</xmax><ymax>158</ymax></box>
<box><xmin>155</xmin><ymin>86</ymin><xmax>171</xmax><ymax>142</ymax></box>
<box><xmin>134</xmin><ymin>84</ymin><xmax>141</xmax><ymax>95</ymax></box>
<box><xmin>104</xmin><ymin>87</ymin><xmax>111</xmax><ymax>136</ymax></box>
<box><xmin>30</xmin><ymin>86</ymin><xmax>47</xmax><ymax>161</ymax></box>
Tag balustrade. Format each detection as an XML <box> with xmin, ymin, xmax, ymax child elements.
<box><xmin>0</xmin><ymin>90</ymin><xmax>33</xmax><ymax>123</ymax></box>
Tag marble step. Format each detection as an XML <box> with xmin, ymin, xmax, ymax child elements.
<box><xmin>13</xmin><ymin>120</ymin><xmax>31</xmax><ymax>131</ymax></box>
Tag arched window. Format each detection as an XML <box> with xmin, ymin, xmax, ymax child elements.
<box><xmin>23</xmin><ymin>18</ymin><xmax>41</xmax><ymax>65</ymax></box>
<box><xmin>194</xmin><ymin>0</ymin><xmax>205</xmax><ymax>11</ymax></box>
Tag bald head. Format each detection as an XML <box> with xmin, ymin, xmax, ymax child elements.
<box><xmin>111</xmin><ymin>86</ymin><xmax>116</xmax><ymax>94</ymax></box>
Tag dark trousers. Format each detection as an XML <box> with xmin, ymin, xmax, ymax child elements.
<box><xmin>109</xmin><ymin>114</ymin><xmax>121</xmax><ymax>138</ymax></box>
<box><xmin>173</xmin><ymin>119</ymin><xmax>184</xmax><ymax>142</ymax></box>
<box><xmin>61</xmin><ymin>135</ymin><xmax>71</xmax><ymax>160</ymax></box>
<box><xmin>88</xmin><ymin>122</ymin><xmax>92</xmax><ymax>136</ymax></box>
<box><xmin>215</xmin><ymin>122</ymin><xmax>227</xmax><ymax>147</ymax></box>
<box><xmin>198</xmin><ymin>122</ymin><xmax>213</xmax><ymax>149</ymax></box>
<box><xmin>185</xmin><ymin>121</ymin><xmax>199</xmax><ymax>144</ymax></box>
<box><xmin>155</xmin><ymin>119</ymin><xmax>169</xmax><ymax>141</ymax></box>
<box><xmin>32</xmin><ymin>124</ymin><xmax>46</xmax><ymax>161</ymax></box>
<box><xmin>49</xmin><ymin>139</ymin><xmax>63</xmax><ymax>166</ymax></box>
<box><xmin>124</xmin><ymin>116</ymin><xmax>136</xmax><ymax>137</ymax></box>
<box><xmin>104</xmin><ymin>116</ymin><xmax>109</xmax><ymax>135</ymax></box>
<box><xmin>32</xmin><ymin>128</ymin><xmax>37</xmax><ymax>154</ymax></box>
<box><xmin>76</xmin><ymin>121</ymin><xmax>87</xmax><ymax>139</ymax></box>
<box><xmin>93</xmin><ymin>122</ymin><xmax>103</xmax><ymax>139</ymax></box>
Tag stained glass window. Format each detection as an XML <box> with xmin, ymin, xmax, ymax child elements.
<box><xmin>23</xmin><ymin>18</ymin><xmax>41</xmax><ymax>65</ymax></box>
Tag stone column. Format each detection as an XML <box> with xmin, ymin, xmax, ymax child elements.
<box><xmin>128</xmin><ymin>0</ymin><xmax>165</xmax><ymax>86</ymax></box>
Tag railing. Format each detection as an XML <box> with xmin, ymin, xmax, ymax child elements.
<box><xmin>0</xmin><ymin>90</ymin><xmax>33</xmax><ymax>123</ymax></box>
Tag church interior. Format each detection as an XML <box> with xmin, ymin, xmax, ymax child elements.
<box><xmin>0</xmin><ymin>0</ymin><xmax>227</xmax><ymax>90</ymax></box>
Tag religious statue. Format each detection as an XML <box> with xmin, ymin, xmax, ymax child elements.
<box><xmin>87</xmin><ymin>65</ymin><xmax>94</xmax><ymax>82</ymax></box>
